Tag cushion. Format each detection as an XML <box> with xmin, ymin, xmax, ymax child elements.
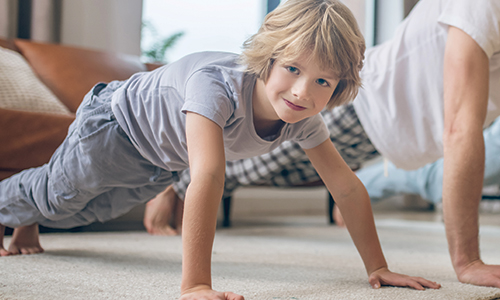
<box><xmin>0</xmin><ymin>46</ymin><xmax>72</xmax><ymax>115</ymax></box>
<box><xmin>14</xmin><ymin>39</ymin><xmax>148</xmax><ymax>113</ymax></box>
<box><xmin>0</xmin><ymin>107</ymin><xmax>75</xmax><ymax>179</ymax></box>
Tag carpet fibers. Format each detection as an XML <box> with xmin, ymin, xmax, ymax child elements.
<box><xmin>1</xmin><ymin>216</ymin><xmax>500</xmax><ymax>300</ymax></box>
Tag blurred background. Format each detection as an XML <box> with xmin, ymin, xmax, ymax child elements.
<box><xmin>0</xmin><ymin>0</ymin><xmax>420</xmax><ymax>63</ymax></box>
<box><xmin>9</xmin><ymin>0</ymin><xmax>495</xmax><ymax>231</ymax></box>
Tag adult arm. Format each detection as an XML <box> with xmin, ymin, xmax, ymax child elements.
<box><xmin>304</xmin><ymin>140</ymin><xmax>440</xmax><ymax>289</ymax></box>
<box><xmin>442</xmin><ymin>26</ymin><xmax>500</xmax><ymax>287</ymax></box>
<box><xmin>180</xmin><ymin>112</ymin><xmax>244</xmax><ymax>300</ymax></box>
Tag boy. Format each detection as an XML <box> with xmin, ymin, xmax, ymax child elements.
<box><xmin>0</xmin><ymin>0</ymin><xmax>440</xmax><ymax>298</ymax></box>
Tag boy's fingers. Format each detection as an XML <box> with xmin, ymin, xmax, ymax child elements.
<box><xmin>417</xmin><ymin>278</ymin><xmax>441</xmax><ymax>289</ymax></box>
<box><xmin>225</xmin><ymin>292</ymin><xmax>244</xmax><ymax>300</ymax></box>
<box><xmin>371</xmin><ymin>275</ymin><xmax>438</xmax><ymax>290</ymax></box>
<box><xmin>409</xmin><ymin>276</ymin><xmax>440</xmax><ymax>289</ymax></box>
<box><xmin>407</xmin><ymin>280</ymin><xmax>425</xmax><ymax>290</ymax></box>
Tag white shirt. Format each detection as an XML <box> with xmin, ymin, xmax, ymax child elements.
<box><xmin>353</xmin><ymin>0</ymin><xmax>500</xmax><ymax>170</ymax></box>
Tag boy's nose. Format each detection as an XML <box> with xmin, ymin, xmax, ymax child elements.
<box><xmin>291</xmin><ymin>80</ymin><xmax>310</xmax><ymax>100</ymax></box>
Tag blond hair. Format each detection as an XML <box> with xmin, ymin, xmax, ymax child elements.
<box><xmin>241</xmin><ymin>0</ymin><xmax>365</xmax><ymax>109</ymax></box>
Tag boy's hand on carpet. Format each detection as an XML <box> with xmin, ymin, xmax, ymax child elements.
<box><xmin>179</xmin><ymin>288</ymin><xmax>244</xmax><ymax>300</ymax></box>
<box><xmin>456</xmin><ymin>259</ymin><xmax>500</xmax><ymax>288</ymax></box>
<box><xmin>368</xmin><ymin>267</ymin><xmax>441</xmax><ymax>290</ymax></box>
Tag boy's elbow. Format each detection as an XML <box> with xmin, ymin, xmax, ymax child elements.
<box><xmin>333</xmin><ymin>180</ymin><xmax>368</xmax><ymax>205</ymax></box>
<box><xmin>190</xmin><ymin>170</ymin><xmax>225</xmax><ymax>192</ymax></box>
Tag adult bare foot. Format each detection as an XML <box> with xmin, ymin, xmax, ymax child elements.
<box><xmin>333</xmin><ymin>205</ymin><xmax>346</xmax><ymax>227</ymax></box>
<box><xmin>7</xmin><ymin>223</ymin><xmax>44</xmax><ymax>255</ymax></box>
<box><xmin>144</xmin><ymin>185</ymin><xmax>184</xmax><ymax>235</ymax></box>
<box><xmin>0</xmin><ymin>224</ymin><xmax>9</xmax><ymax>256</ymax></box>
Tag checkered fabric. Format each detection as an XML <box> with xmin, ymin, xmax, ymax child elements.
<box><xmin>172</xmin><ymin>104</ymin><xmax>379</xmax><ymax>199</ymax></box>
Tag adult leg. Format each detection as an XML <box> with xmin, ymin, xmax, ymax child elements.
<box><xmin>356</xmin><ymin>160</ymin><xmax>443</xmax><ymax>203</ymax></box>
<box><xmin>356</xmin><ymin>116</ymin><xmax>500</xmax><ymax>203</ymax></box>
<box><xmin>483</xmin><ymin>117</ymin><xmax>500</xmax><ymax>186</ymax></box>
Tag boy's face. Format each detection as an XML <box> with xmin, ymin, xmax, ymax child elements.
<box><xmin>264</xmin><ymin>53</ymin><xmax>339</xmax><ymax>124</ymax></box>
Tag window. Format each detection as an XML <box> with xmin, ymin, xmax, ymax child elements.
<box><xmin>141</xmin><ymin>0</ymin><xmax>265</xmax><ymax>63</ymax></box>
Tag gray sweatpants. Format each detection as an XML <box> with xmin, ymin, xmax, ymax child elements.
<box><xmin>0</xmin><ymin>82</ymin><xmax>177</xmax><ymax>229</ymax></box>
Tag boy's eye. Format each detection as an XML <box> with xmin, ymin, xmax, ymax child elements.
<box><xmin>286</xmin><ymin>66</ymin><xmax>299</xmax><ymax>74</ymax></box>
<box><xmin>317</xmin><ymin>78</ymin><xmax>330</xmax><ymax>87</ymax></box>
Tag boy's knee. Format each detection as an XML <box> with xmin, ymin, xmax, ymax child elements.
<box><xmin>38</xmin><ymin>186</ymin><xmax>90</xmax><ymax>221</ymax></box>
<box><xmin>38</xmin><ymin>199</ymin><xmax>86</xmax><ymax>221</ymax></box>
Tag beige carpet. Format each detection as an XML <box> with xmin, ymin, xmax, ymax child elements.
<box><xmin>1</xmin><ymin>216</ymin><xmax>500</xmax><ymax>300</ymax></box>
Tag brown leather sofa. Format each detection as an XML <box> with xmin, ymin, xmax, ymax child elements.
<box><xmin>0</xmin><ymin>38</ymin><xmax>160</xmax><ymax>181</ymax></box>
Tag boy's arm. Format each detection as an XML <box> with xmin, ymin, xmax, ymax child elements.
<box><xmin>304</xmin><ymin>140</ymin><xmax>440</xmax><ymax>289</ymax></box>
<box><xmin>304</xmin><ymin>140</ymin><xmax>385</xmax><ymax>274</ymax></box>
<box><xmin>180</xmin><ymin>112</ymin><xmax>243</xmax><ymax>300</ymax></box>
<box><xmin>442</xmin><ymin>26</ymin><xmax>500</xmax><ymax>287</ymax></box>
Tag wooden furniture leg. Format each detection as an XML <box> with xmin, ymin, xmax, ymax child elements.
<box><xmin>222</xmin><ymin>196</ymin><xmax>232</xmax><ymax>227</ymax></box>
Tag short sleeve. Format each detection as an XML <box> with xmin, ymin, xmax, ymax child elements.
<box><xmin>438</xmin><ymin>0</ymin><xmax>500</xmax><ymax>58</ymax></box>
<box><xmin>294</xmin><ymin>114</ymin><xmax>330</xmax><ymax>149</ymax></box>
<box><xmin>181</xmin><ymin>69</ymin><xmax>234</xmax><ymax>129</ymax></box>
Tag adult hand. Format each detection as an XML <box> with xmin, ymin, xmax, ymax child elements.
<box><xmin>457</xmin><ymin>260</ymin><xmax>500</xmax><ymax>288</ymax></box>
<box><xmin>368</xmin><ymin>267</ymin><xmax>441</xmax><ymax>290</ymax></box>
<box><xmin>179</xmin><ymin>288</ymin><xmax>244</xmax><ymax>300</ymax></box>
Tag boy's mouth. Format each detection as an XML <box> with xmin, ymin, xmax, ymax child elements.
<box><xmin>283</xmin><ymin>99</ymin><xmax>306</xmax><ymax>111</ymax></box>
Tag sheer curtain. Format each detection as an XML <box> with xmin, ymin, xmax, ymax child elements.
<box><xmin>31</xmin><ymin>0</ymin><xmax>62</xmax><ymax>42</ymax></box>
<box><xmin>60</xmin><ymin>0</ymin><xmax>143</xmax><ymax>56</ymax></box>
<box><xmin>0</xmin><ymin>0</ymin><xmax>62</xmax><ymax>43</ymax></box>
<box><xmin>0</xmin><ymin>0</ymin><xmax>18</xmax><ymax>39</ymax></box>
<box><xmin>0</xmin><ymin>0</ymin><xmax>142</xmax><ymax>56</ymax></box>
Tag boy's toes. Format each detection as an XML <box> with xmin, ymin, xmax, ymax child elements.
<box><xmin>22</xmin><ymin>246</ymin><xmax>44</xmax><ymax>255</ymax></box>
<box><xmin>0</xmin><ymin>247</ymin><xmax>11</xmax><ymax>256</ymax></box>
<box><xmin>9</xmin><ymin>245</ymin><xmax>44</xmax><ymax>255</ymax></box>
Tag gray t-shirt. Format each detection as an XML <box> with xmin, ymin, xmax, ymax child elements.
<box><xmin>111</xmin><ymin>52</ymin><xmax>329</xmax><ymax>171</ymax></box>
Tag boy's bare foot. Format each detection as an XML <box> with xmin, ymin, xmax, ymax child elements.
<box><xmin>0</xmin><ymin>224</ymin><xmax>9</xmax><ymax>256</ymax></box>
<box><xmin>7</xmin><ymin>223</ymin><xmax>44</xmax><ymax>255</ymax></box>
<box><xmin>144</xmin><ymin>185</ymin><xmax>184</xmax><ymax>235</ymax></box>
<box><xmin>333</xmin><ymin>205</ymin><xmax>346</xmax><ymax>227</ymax></box>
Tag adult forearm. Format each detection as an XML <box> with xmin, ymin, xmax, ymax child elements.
<box><xmin>442</xmin><ymin>130</ymin><xmax>484</xmax><ymax>274</ymax></box>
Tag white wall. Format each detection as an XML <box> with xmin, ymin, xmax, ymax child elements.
<box><xmin>0</xmin><ymin>0</ymin><xmax>17</xmax><ymax>39</ymax></box>
<box><xmin>373</xmin><ymin>0</ymin><xmax>420</xmax><ymax>45</ymax></box>
<box><xmin>60</xmin><ymin>0</ymin><xmax>143</xmax><ymax>55</ymax></box>
<box><xmin>341</xmin><ymin>0</ymin><xmax>366</xmax><ymax>36</ymax></box>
